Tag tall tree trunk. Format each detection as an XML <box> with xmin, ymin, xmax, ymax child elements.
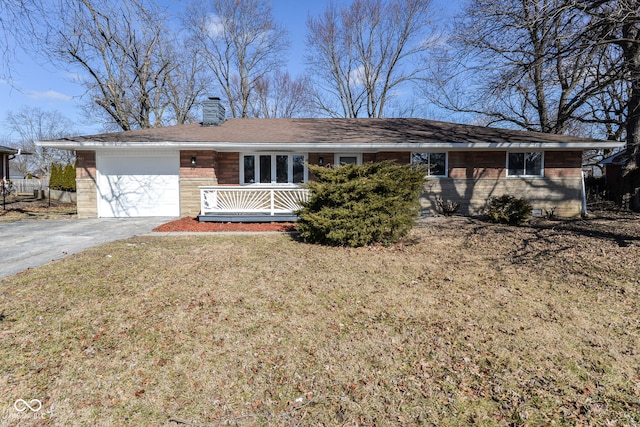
<box><xmin>625</xmin><ymin>53</ymin><xmax>640</xmax><ymax>168</ymax></box>
<box><xmin>621</xmin><ymin>21</ymin><xmax>640</xmax><ymax>210</ymax></box>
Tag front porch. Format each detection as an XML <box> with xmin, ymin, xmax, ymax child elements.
<box><xmin>198</xmin><ymin>186</ymin><xmax>310</xmax><ymax>222</ymax></box>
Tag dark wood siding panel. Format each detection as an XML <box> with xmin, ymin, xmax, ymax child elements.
<box><xmin>363</xmin><ymin>153</ymin><xmax>376</xmax><ymax>163</ymax></box>
<box><xmin>217</xmin><ymin>152</ymin><xmax>240</xmax><ymax>184</ymax></box>
<box><xmin>206</xmin><ymin>150</ymin><xmax>580</xmax><ymax>185</ymax></box>
<box><xmin>308</xmin><ymin>153</ymin><xmax>332</xmax><ymax>166</ymax></box>
<box><xmin>374</xmin><ymin>152</ymin><xmax>410</xmax><ymax>163</ymax></box>
<box><xmin>308</xmin><ymin>153</ymin><xmax>334</xmax><ymax>181</ymax></box>
<box><xmin>449</xmin><ymin>151</ymin><xmax>505</xmax><ymax>179</ymax></box>
<box><xmin>544</xmin><ymin>151</ymin><xmax>582</xmax><ymax>178</ymax></box>
<box><xmin>76</xmin><ymin>151</ymin><xmax>96</xmax><ymax>179</ymax></box>
<box><xmin>180</xmin><ymin>150</ymin><xmax>217</xmax><ymax>179</ymax></box>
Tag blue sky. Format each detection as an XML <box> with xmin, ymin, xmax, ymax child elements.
<box><xmin>0</xmin><ymin>0</ymin><xmax>460</xmax><ymax>139</ymax></box>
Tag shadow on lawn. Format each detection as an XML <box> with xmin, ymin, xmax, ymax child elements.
<box><xmin>458</xmin><ymin>212</ymin><xmax>640</xmax><ymax>266</ymax></box>
<box><xmin>0</xmin><ymin>196</ymin><xmax>77</xmax><ymax>220</ymax></box>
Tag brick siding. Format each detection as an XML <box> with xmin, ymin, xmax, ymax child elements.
<box><xmin>76</xmin><ymin>179</ymin><xmax>97</xmax><ymax>218</ymax></box>
<box><xmin>423</xmin><ymin>177</ymin><xmax>583</xmax><ymax>217</ymax></box>
<box><xmin>180</xmin><ymin>179</ymin><xmax>217</xmax><ymax>216</ymax></box>
<box><xmin>74</xmin><ymin>148</ymin><xmax>586</xmax><ymax>218</ymax></box>
<box><xmin>423</xmin><ymin>150</ymin><xmax>584</xmax><ymax>217</ymax></box>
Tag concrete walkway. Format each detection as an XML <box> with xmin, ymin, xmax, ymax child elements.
<box><xmin>0</xmin><ymin>217</ymin><xmax>172</xmax><ymax>280</ymax></box>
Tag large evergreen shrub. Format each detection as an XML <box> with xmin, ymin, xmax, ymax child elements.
<box><xmin>49</xmin><ymin>162</ymin><xmax>76</xmax><ymax>192</ymax></box>
<box><xmin>63</xmin><ymin>163</ymin><xmax>77</xmax><ymax>192</ymax></box>
<box><xmin>296</xmin><ymin>161</ymin><xmax>427</xmax><ymax>247</ymax></box>
<box><xmin>49</xmin><ymin>163</ymin><xmax>62</xmax><ymax>190</ymax></box>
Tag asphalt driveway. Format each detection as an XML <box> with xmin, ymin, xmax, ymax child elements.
<box><xmin>0</xmin><ymin>217</ymin><xmax>172</xmax><ymax>279</ymax></box>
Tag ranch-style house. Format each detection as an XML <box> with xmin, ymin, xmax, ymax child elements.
<box><xmin>39</xmin><ymin>98</ymin><xmax>623</xmax><ymax>220</ymax></box>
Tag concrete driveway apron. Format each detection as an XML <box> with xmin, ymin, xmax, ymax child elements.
<box><xmin>0</xmin><ymin>217</ymin><xmax>172</xmax><ymax>279</ymax></box>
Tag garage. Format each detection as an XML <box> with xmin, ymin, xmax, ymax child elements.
<box><xmin>96</xmin><ymin>151</ymin><xmax>180</xmax><ymax>217</ymax></box>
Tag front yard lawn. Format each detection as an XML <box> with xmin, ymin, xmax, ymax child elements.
<box><xmin>1</xmin><ymin>215</ymin><xmax>639</xmax><ymax>425</ymax></box>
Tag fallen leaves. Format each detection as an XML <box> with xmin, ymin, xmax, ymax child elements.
<box><xmin>1</xmin><ymin>213</ymin><xmax>639</xmax><ymax>425</ymax></box>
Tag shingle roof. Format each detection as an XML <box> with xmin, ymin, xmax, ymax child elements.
<box><xmin>52</xmin><ymin>118</ymin><xmax>606</xmax><ymax>145</ymax></box>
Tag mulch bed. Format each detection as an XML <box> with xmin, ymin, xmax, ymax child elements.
<box><xmin>153</xmin><ymin>216</ymin><xmax>297</xmax><ymax>232</ymax></box>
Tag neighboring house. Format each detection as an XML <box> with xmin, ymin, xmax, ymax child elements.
<box><xmin>39</xmin><ymin>98</ymin><xmax>623</xmax><ymax>219</ymax></box>
<box><xmin>1</xmin><ymin>145</ymin><xmax>18</xmax><ymax>182</ymax></box>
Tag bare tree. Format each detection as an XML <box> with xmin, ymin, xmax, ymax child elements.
<box><xmin>162</xmin><ymin>38</ymin><xmax>212</xmax><ymax>125</ymax></box>
<box><xmin>0</xmin><ymin>0</ymin><xmax>41</xmax><ymax>79</ymax></box>
<box><xmin>580</xmin><ymin>66</ymin><xmax>629</xmax><ymax>143</ymax></box>
<box><xmin>50</xmin><ymin>0</ymin><xmax>172</xmax><ymax>130</ymax></box>
<box><xmin>5</xmin><ymin>107</ymin><xmax>76</xmax><ymax>175</ymax></box>
<box><xmin>72</xmin><ymin>1</ymin><xmax>164</xmax><ymax>129</ymax></box>
<box><xmin>249</xmin><ymin>69</ymin><xmax>313</xmax><ymax>118</ymax></box>
<box><xmin>424</xmin><ymin>0</ymin><xmax>624</xmax><ymax>135</ymax></box>
<box><xmin>185</xmin><ymin>0</ymin><xmax>289</xmax><ymax>118</ymax></box>
<box><xmin>10</xmin><ymin>0</ymin><xmax>208</xmax><ymax>131</ymax></box>
<box><xmin>567</xmin><ymin>0</ymin><xmax>640</xmax><ymax>209</ymax></box>
<box><xmin>573</xmin><ymin>1</ymin><xmax>640</xmax><ymax>161</ymax></box>
<box><xmin>306</xmin><ymin>0</ymin><xmax>436</xmax><ymax>118</ymax></box>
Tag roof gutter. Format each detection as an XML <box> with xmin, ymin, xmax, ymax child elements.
<box><xmin>7</xmin><ymin>149</ymin><xmax>33</xmax><ymax>160</ymax></box>
<box><xmin>36</xmin><ymin>140</ymin><xmax>625</xmax><ymax>152</ymax></box>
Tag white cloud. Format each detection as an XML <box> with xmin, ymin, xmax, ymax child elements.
<box><xmin>65</xmin><ymin>71</ymin><xmax>84</xmax><ymax>83</ymax></box>
<box><xmin>0</xmin><ymin>77</ymin><xmax>17</xmax><ymax>87</ymax></box>
<box><xmin>25</xmin><ymin>90</ymin><xmax>73</xmax><ymax>101</ymax></box>
<box><xmin>206</xmin><ymin>14</ymin><xmax>225</xmax><ymax>37</ymax></box>
<box><xmin>348</xmin><ymin>65</ymin><xmax>366</xmax><ymax>86</ymax></box>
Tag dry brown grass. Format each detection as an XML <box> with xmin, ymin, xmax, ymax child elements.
<box><xmin>1</xmin><ymin>215</ymin><xmax>639</xmax><ymax>426</ymax></box>
<box><xmin>0</xmin><ymin>196</ymin><xmax>76</xmax><ymax>222</ymax></box>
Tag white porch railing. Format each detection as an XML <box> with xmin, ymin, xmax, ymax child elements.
<box><xmin>200</xmin><ymin>186</ymin><xmax>310</xmax><ymax>216</ymax></box>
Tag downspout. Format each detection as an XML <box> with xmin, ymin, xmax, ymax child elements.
<box><xmin>2</xmin><ymin>155</ymin><xmax>5</xmax><ymax>210</ymax></box>
<box><xmin>581</xmin><ymin>171</ymin><xmax>588</xmax><ymax>217</ymax></box>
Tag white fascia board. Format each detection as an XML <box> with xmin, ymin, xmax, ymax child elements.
<box><xmin>36</xmin><ymin>140</ymin><xmax>626</xmax><ymax>151</ymax></box>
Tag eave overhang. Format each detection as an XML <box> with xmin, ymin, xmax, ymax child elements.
<box><xmin>36</xmin><ymin>140</ymin><xmax>625</xmax><ymax>152</ymax></box>
<box><xmin>0</xmin><ymin>146</ymin><xmax>18</xmax><ymax>155</ymax></box>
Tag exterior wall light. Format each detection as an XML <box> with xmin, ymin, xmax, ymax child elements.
<box><xmin>318</xmin><ymin>156</ymin><xmax>323</xmax><ymax>166</ymax></box>
<box><xmin>191</xmin><ymin>156</ymin><xmax>197</xmax><ymax>167</ymax></box>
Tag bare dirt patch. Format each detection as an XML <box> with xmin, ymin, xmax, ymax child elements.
<box><xmin>0</xmin><ymin>196</ymin><xmax>76</xmax><ymax>222</ymax></box>
<box><xmin>0</xmin><ymin>212</ymin><xmax>638</xmax><ymax>425</ymax></box>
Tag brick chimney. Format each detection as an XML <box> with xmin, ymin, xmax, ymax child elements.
<box><xmin>202</xmin><ymin>97</ymin><xmax>226</xmax><ymax>126</ymax></box>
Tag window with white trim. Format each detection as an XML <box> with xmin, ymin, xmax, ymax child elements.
<box><xmin>334</xmin><ymin>154</ymin><xmax>362</xmax><ymax>165</ymax></box>
<box><xmin>242</xmin><ymin>153</ymin><xmax>306</xmax><ymax>184</ymax></box>
<box><xmin>507</xmin><ymin>152</ymin><xmax>543</xmax><ymax>177</ymax></box>
<box><xmin>411</xmin><ymin>152</ymin><xmax>447</xmax><ymax>177</ymax></box>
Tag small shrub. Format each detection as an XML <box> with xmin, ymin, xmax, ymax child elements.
<box><xmin>436</xmin><ymin>197</ymin><xmax>460</xmax><ymax>216</ymax></box>
<box><xmin>544</xmin><ymin>207</ymin><xmax>557</xmax><ymax>219</ymax></box>
<box><xmin>296</xmin><ymin>161</ymin><xmax>427</xmax><ymax>247</ymax></box>
<box><xmin>486</xmin><ymin>195</ymin><xmax>532</xmax><ymax>225</ymax></box>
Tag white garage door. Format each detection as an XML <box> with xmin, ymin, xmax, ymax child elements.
<box><xmin>97</xmin><ymin>152</ymin><xmax>180</xmax><ymax>217</ymax></box>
